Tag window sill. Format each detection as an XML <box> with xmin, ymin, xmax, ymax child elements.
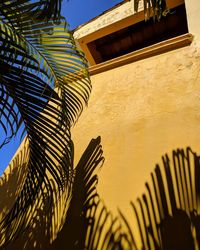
<box><xmin>89</xmin><ymin>33</ymin><xmax>193</xmax><ymax>76</ymax></box>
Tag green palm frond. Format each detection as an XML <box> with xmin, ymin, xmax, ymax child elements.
<box><xmin>0</xmin><ymin>0</ymin><xmax>62</xmax><ymax>25</ymax></box>
<box><xmin>0</xmin><ymin>86</ymin><xmax>22</xmax><ymax>148</ymax></box>
<box><xmin>1</xmin><ymin>0</ymin><xmax>90</xmax><ymax>124</ymax></box>
<box><xmin>0</xmin><ymin>0</ymin><xmax>91</xmax><ymax>247</ymax></box>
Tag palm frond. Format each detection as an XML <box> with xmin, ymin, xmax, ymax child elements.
<box><xmin>0</xmin><ymin>0</ymin><xmax>91</xmax><ymax>247</ymax></box>
<box><xmin>0</xmin><ymin>0</ymin><xmax>63</xmax><ymax>25</ymax></box>
<box><xmin>0</xmin><ymin>84</ymin><xmax>22</xmax><ymax>148</ymax></box>
<box><xmin>1</xmin><ymin>0</ymin><xmax>90</xmax><ymax>125</ymax></box>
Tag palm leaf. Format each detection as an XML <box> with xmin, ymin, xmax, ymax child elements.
<box><xmin>0</xmin><ymin>0</ymin><xmax>91</xmax><ymax>247</ymax></box>
<box><xmin>1</xmin><ymin>0</ymin><xmax>90</xmax><ymax>125</ymax></box>
<box><xmin>0</xmin><ymin>85</ymin><xmax>22</xmax><ymax>148</ymax></box>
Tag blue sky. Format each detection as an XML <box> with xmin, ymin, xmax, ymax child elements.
<box><xmin>0</xmin><ymin>0</ymin><xmax>122</xmax><ymax>175</ymax></box>
<box><xmin>62</xmin><ymin>0</ymin><xmax>122</xmax><ymax>30</ymax></box>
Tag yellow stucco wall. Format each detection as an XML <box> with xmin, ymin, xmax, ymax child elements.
<box><xmin>71</xmin><ymin>44</ymin><xmax>200</xmax><ymax>219</ymax></box>
<box><xmin>70</xmin><ymin>0</ymin><xmax>200</xmax><ymax>224</ymax></box>
<box><xmin>185</xmin><ymin>0</ymin><xmax>200</xmax><ymax>46</ymax></box>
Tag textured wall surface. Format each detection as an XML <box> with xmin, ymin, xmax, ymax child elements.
<box><xmin>185</xmin><ymin>0</ymin><xmax>200</xmax><ymax>46</ymax></box>
<box><xmin>72</xmin><ymin>44</ymin><xmax>200</xmax><ymax>217</ymax></box>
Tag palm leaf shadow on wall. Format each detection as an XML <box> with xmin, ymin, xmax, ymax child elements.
<box><xmin>42</xmin><ymin>147</ymin><xmax>200</xmax><ymax>250</ymax></box>
<box><xmin>119</xmin><ymin>147</ymin><xmax>200</xmax><ymax>250</ymax></box>
<box><xmin>13</xmin><ymin>144</ymin><xmax>199</xmax><ymax>250</ymax></box>
<box><xmin>4</xmin><ymin>145</ymin><xmax>200</xmax><ymax>249</ymax></box>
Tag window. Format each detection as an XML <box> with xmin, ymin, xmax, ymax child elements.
<box><xmin>88</xmin><ymin>4</ymin><xmax>188</xmax><ymax>64</ymax></box>
<box><xmin>74</xmin><ymin>0</ymin><xmax>192</xmax><ymax>74</ymax></box>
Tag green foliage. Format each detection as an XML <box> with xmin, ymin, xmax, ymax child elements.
<box><xmin>0</xmin><ymin>0</ymin><xmax>91</xmax><ymax>247</ymax></box>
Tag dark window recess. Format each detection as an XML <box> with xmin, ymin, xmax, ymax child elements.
<box><xmin>87</xmin><ymin>4</ymin><xmax>188</xmax><ymax>64</ymax></box>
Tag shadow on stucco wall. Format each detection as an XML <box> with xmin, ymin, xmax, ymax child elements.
<box><xmin>120</xmin><ymin>147</ymin><xmax>200</xmax><ymax>250</ymax></box>
<box><xmin>1</xmin><ymin>142</ymin><xmax>200</xmax><ymax>249</ymax></box>
<box><xmin>0</xmin><ymin>145</ymin><xmax>29</xmax><ymax>225</ymax></box>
